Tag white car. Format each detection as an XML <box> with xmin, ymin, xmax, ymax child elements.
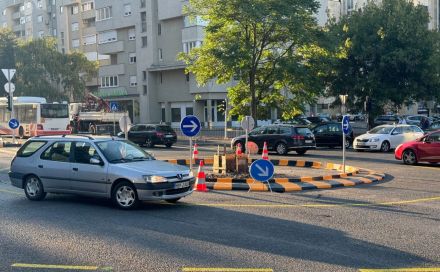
<box><xmin>354</xmin><ymin>125</ymin><xmax>424</xmax><ymax>152</ymax></box>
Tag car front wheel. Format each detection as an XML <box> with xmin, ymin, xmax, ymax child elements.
<box><xmin>112</xmin><ymin>182</ymin><xmax>139</xmax><ymax>210</ymax></box>
<box><xmin>24</xmin><ymin>175</ymin><xmax>46</xmax><ymax>201</ymax></box>
<box><xmin>145</xmin><ymin>138</ymin><xmax>154</xmax><ymax>148</ymax></box>
<box><xmin>380</xmin><ymin>141</ymin><xmax>390</xmax><ymax>152</ymax></box>
<box><xmin>402</xmin><ymin>149</ymin><xmax>417</xmax><ymax>165</ymax></box>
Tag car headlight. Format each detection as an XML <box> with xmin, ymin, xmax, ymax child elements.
<box><xmin>188</xmin><ymin>171</ymin><xmax>194</xmax><ymax>178</ymax></box>
<box><xmin>143</xmin><ymin>175</ymin><xmax>167</xmax><ymax>183</ymax></box>
<box><xmin>396</xmin><ymin>144</ymin><xmax>402</xmax><ymax>151</ymax></box>
<box><xmin>369</xmin><ymin>138</ymin><xmax>380</xmax><ymax>142</ymax></box>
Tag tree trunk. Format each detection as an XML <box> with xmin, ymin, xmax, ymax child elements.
<box><xmin>249</xmin><ymin>72</ymin><xmax>257</xmax><ymax>122</ymax></box>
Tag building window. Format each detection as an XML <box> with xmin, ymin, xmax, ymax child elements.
<box><xmin>183</xmin><ymin>41</ymin><xmax>199</xmax><ymax>53</ymax></box>
<box><xmin>20</xmin><ymin>17</ymin><xmax>25</xmax><ymax>24</ymax></box>
<box><xmin>141</xmin><ymin>12</ymin><xmax>147</xmax><ymax>32</ymax></box>
<box><xmin>72</xmin><ymin>5</ymin><xmax>79</xmax><ymax>14</ymax></box>
<box><xmin>143</xmin><ymin>85</ymin><xmax>147</xmax><ymax>95</ymax></box>
<box><xmin>124</xmin><ymin>4</ymin><xmax>132</xmax><ymax>16</ymax></box>
<box><xmin>26</xmin><ymin>2</ymin><xmax>31</xmax><ymax>9</ymax></box>
<box><xmin>83</xmin><ymin>18</ymin><xmax>95</xmax><ymax>28</ymax></box>
<box><xmin>82</xmin><ymin>2</ymin><xmax>94</xmax><ymax>12</ymax></box>
<box><xmin>184</xmin><ymin>16</ymin><xmax>208</xmax><ymax>27</ymax></box>
<box><xmin>100</xmin><ymin>76</ymin><xmax>119</xmax><ymax>88</ymax></box>
<box><xmin>25</xmin><ymin>16</ymin><xmax>31</xmax><ymax>23</ymax></box>
<box><xmin>128</xmin><ymin>28</ymin><xmax>136</xmax><ymax>40</ymax></box>
<box><xmin>161</xmin><ymin>108</ymin><xmax>165</xmax><ymax>122</ymax></box>
<box><xmin>20</xmin><ymin>5</ymin><xmax>25</xmax><ymax>12</ymax></box>
<box><xmin>37</xmin><ymin>1</ymin><xmax>43</xmax><ymax>9</ymax></box>
<box><xmin>83</xmin><ymin>35</ymin><xmax>96</xmax><ymax>45</ymax></box>
<box><xmin>38</xmin><ymin>31</ymin><xmax>44</xmax><ymax>38</ymax></box>
<box><xmin>159</xmin><ymin>72</ymin><xmax>163</xmax><ymax>84</ymax></box>
<box><xmin>186</xmin><ymin>73</ymin><xmax>190</xmax><ymax>82</ymax></box>
<box><xmin>72</xmin><ymin>39</ymin><xmax>80</xmax><ymax>48</ymax></box>
<box><xmin>158</xmin><ymin>48</ymin><xmax>163</xmax><ymax>61</ymax></box>
<box><xmin>129</xmin><ymin>53</ymin><xmax>136</xmax><ymax>63</ymax></box>
<box><xmin>142</xmin><ymin>71</ymin><xmax>147</xmax><ymax>81</ymax></box>
<box><xmin>37</xmin><ymin>15</ymin><xmax>43</xmax><ymax>23</ymax></box>
<box><xmin>71</xmin><ymin>22</ymin><xmax>79</xmax><ymax>31</ymax></box>
<box><xmin>2</xmin><ymin>9</ymin><xmax>6</xmax><ymax>16</ymax></box>
<box><xmin>60</xmin><ymin>32</ymin><xmax>64</xmax><ymax>45</ymax></box>
<box><xmin>141</xmin><ymin>36</ymin><xmax>147</xmax><ymax>47</ymax></box>
<box><xmin>158</xmin><ymin>23</ymin><xmax>161</xmax><ymax>35</ymax></box>
<box><xmin>60</xmin><ymin>6</ymin><xmax>63</xmax><ymax>14</ymax></box>
<box><xmin>140</xmin><ymin>0</ymin><xmax>146</xmax><ymax>8</ymax></box>
<box><xmin>130</xmin><ymin>76</ymin><xmax>137</xmax><ymax>87</ymax></box>
<box><xmin>171</xmin><ymin>108</ymin><xmax>181</xmax><ymax>122</ymax></box>
<box><xmin>186</xmin><ymin>107</ymin><xmax>193</xmax><ymax>116</ymax></box>
<box><xmin>2</xmin><ymin>23</ymin><xmax>7</xmax><ymax>28</ymax></box>
<box><xmin>347</xmin><ymin>0</ymin><xmax>353</xmax><ymax>10</ymax></box>
<box><xmin>96</xmin><ymin>6</ymin><xmax>112</xmax><ymax>21</ymax></box>
<box><xmin>98</xmin><ymin>30</ymin><xmax>117</xmax><ymax>44</ymax></box>
<box><xmin>53</xmin><ymin>28</ymin><xmax>57</xmax><ymax>36</ymax></box>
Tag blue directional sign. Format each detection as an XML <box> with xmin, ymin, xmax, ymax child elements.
<box><xmin>180</xmin><ymin>115</ymin><xmax>201</xmax><ymax>137</ymax></box>
<box><xmin>8</xmin><ymin>118</ymin><xmax>19</xmax><ymax>129</ymax></box>
<box><xmin>249</xmin><ymin>159</ymin><xmax>275</xmax><ymax>182</ymax></box>
<box><xmin>110</xmin><ymin>102</ymin><xmax>119</xmax><ymax>112</ymax></box>
<box><xmin>342</xmin><ymin>115</ymin><xmax>351</xmax><ymax>135</ymax></box>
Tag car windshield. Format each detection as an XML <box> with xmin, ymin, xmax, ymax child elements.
<box><xmin>96</xmin><ymin>140</ymin><xmax>155</xmax><ymax>163</ymax></box>
<box><xmin>369</xmin><ymin>126</ymin><xmax>394</xmax><ymax>134</ymax></box>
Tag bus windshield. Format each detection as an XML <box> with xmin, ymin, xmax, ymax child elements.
<box><xmin>41</xmin><ymin>104</ymin><xmax>69</xmax><ymax>118</ymax></box>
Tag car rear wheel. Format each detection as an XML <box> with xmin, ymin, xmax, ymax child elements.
<box><xmin>275</xmin><ymin>142</ymin><xmax>288</xmax><ymax>155</ymax></box>
<box><xmin>165</xmin><ymin>198</ymin><xmax>181</xmax><ymax>203</ymax></box>
<box><xmin>402</xmin><ymin>150</ymin><xmax>417</xmax><ymax>165</ymax></box>
<box><xmin>112</xmin><ymin>182</ymin><xmax>139</xmax><ymax>210</ymax></box>
<box><xmin>145</xmin><ymin>138</ymin><xmax>154</xmax><ymax>148</ymax></box>
<box><xmin>24</xmin><ymin>175</ymin><xmax>46</xmax><ymax>201</ymax></box>
<box><xmin>344</xmin><ymin>138</ymin><xmax>351</xmax><ymax>148</ymax></box>
<box><xmin>380</xmin><ymin>141</ymin><xmax>390</xmax><ymax>152</ymax></box>
<box><xmin>296</xmin><ymin>150</ymin><xmax>307</xmax><ymax>155</ymax></box>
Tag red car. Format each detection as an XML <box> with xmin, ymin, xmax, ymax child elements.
<box><xmin>395</xmin><ymin>130</ymin><xmax>440</xmax><ymax>165</ymax></box>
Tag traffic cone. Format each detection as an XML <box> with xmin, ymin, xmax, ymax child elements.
<box><xmin>195</xmin><ymin>160</ymin><xmax>208</xmax><ymax>192</ymax></box>
<box><xmin>236</xmin><ymin>143</ymin><xmax>242</xmax><ymax>156</ymax></box>
<box><xmin>262</xmin><ymin>141</ymin><xmax>269</xmax><ymax>160</ymax></box>
<box><xmin>193</xmin><ymin>143</ymin><xmax>199</xmax><ymax>160</ymax></box>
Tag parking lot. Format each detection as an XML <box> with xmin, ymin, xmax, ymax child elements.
<box><xmin>0</xmin><ymin>143</ymin><xmax>439</xmax><ymax>271</ymax></box>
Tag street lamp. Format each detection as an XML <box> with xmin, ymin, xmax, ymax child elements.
<box><xmin>339</xmin><ymin>94</ymin><xmax>348</xmax><ymax>115</ymax></box>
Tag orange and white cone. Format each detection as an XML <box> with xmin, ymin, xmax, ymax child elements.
<box><xmin>195</xmin><ymin>160</ymin><xmax>208</xmax><ymax>192</ymax></box>
<box><xmin>236</xmin><ymin>143</ymin><xmax>242</xmax><ymax>156</ymax></box>
<box><xmin>192</xmin><ymin>143</ymin><xmax>199</xmax><ymax>160</ymax></box>
<box><xmin>262</xmin><ymin>141</ymin><xmax>269</xmax><ymax>160</ymax></box>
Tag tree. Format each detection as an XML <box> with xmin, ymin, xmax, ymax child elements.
<box><xmin>0</xmin><ymin>29</ymin><xmax>18</xmax><ymax>87</ymax></box>
<box><xmin>324</xmin><ymin>0</ymin><xmax>440</xmax><ymax>119</ymax></box>
<box><xmin>179</xmin><ymin>0</ymin><xmax>326</xmax><ymax>121</ymax></box>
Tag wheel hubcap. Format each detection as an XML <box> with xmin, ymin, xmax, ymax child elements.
<box><xmin>277</xmin><ymin>144</ymin><xmax>285</xmax><ymax>154</ymax></box>
<box><xmin>382</xmin><ymin>142</ymin><xmax>389</xmax><ymax>151</ymax></box>
<box><xmin>403</xmin><ymin>151</ymin><xmax>415</xmax><ymax>164</ymax></box>
<box><xmin>116</xmin><ymin>186</ymin><xmax>135</xmax><ymax>207</ymax></box>
<box><xmin>26</xmin><ymin>178</ymin><xmax>40</xmax><ymax>197</ymax></box>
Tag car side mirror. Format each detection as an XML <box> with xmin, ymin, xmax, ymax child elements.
<box><xmin>424</xmin><ymin>138</ymin><xmax>431</xmax><ymax>143</ymax></box>
<box><xmin>90</xmin><ymin>158</ymin><xmax>103</xmax><ymax>165</ymax></box>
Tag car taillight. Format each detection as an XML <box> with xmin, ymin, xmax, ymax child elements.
<box><xmin>156</xmin><ymin>132</ymin><xmax>164</xmax><ymax>137</ymax></box>
<box><xmin>37</xmin><ymin>124</ymin><xmax>44</xmax><ymax>130</ymax></box>
<box><xmin>292</xmin><ymin>135</ymin><xmax>305</xmax><ymax>140</ymax></box>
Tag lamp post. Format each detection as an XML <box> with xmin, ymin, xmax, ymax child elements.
<box><xmin>339</xmin><ymin>94</ymin><xmax>348</xmax><ymax>173</ymax></box>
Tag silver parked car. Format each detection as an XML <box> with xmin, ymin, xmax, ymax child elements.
<box><xmin>9</xmin><ymin>135</ymin><xmax>195</xmax><ymax>209</ymax></box>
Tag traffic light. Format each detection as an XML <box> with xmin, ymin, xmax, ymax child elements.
<box><xmin>6</xmin><ymin>94</ymin><xmax>12</xmax><ymax>111</ymax></box>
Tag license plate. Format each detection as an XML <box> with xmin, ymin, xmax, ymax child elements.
<box><xmin>51</xmin><ymin>128</ymin><xmax>59</xmax><ymax>130</ymax></box>
<box><xmin>305</xmin><ymin>140</ymin><xmax>313</xmax><ymax>143</ymax></box>
<box><xmin>165</xmin><ymin>135</ymin><xmax>174</xmax><ymax>138</ymax></box>
<box><xmin>174</xmin><ymin>181</ymin><xmax>190</xmax><ymax>189</ymax></box>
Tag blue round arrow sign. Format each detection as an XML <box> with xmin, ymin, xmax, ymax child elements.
<box><xmin>8</xmin><ymin>118</ymin><xmax>19</xmax><ymax>129</ymax></box>
<box><xmin>342</xmin><ymin>115</ymin><xmax>351</xmax><ymax>135</ymax></box>
<box><xmin>249</xmin><ymin>159</ymin><xmax>275</xmax><ymax>182</ymax></box>
<box><xmin>180</xmin><ymin>115</ymin><xmax>201</xmax><ymax>137</ymax></box>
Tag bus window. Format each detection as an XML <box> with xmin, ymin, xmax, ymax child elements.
<box><xmin>41</xmin><ymin>104</ymin><xmax>69</xmax><ymax>118</ymax></box>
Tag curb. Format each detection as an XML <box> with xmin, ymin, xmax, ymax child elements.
<box><xmin>164</xmin><ymin>158</ymin><xmax>385</xmax><ymax>193</ymax></box>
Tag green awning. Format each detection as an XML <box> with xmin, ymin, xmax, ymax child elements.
<box><xmin>96</xmin><ymin>88</ymin><xmax>128</xmax><ymax>98</ymax></box>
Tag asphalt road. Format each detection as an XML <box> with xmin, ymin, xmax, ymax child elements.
<box><xmin>0</xmin><ymin>143</ymin><xmax>439</xmax><ymax>272</ymax></box>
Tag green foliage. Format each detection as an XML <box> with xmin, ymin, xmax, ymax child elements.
<box><xmin>325</xmin><ymin>0</ymin><xmax>440</xmax><ymax>115</ymax></box>
<box><xmin>179</xmin><ymin>0</ymin><xmax>326</xmax><ymax>121</ymax></box>
<box><xmin>0</xmin><ymin>30</ymin><xmax>97</xmax><ymax>102</ymax></box>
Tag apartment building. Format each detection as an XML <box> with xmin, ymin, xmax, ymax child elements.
<box><xmin>0</xmin><ymin>0</ymin><xmax>57</xmax><ymax>40</ymax></box>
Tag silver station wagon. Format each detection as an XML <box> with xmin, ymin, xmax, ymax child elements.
<box><xmin>9</xmin><ymin>135</ymin><xmax>195</xmax><ymax>209</ymax></box>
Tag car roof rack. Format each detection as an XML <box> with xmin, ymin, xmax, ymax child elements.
<box><xmin>35</xmin><ymin>134</ymin><xmax>95</xmax><ymax>140</ymax></box>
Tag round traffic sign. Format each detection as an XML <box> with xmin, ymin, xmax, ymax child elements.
<box><xmin>342</xmin><ymin>115</ymin><xmax>351</xmax><ymax>135</ymax></box>
<box><xmin>241</xmin><ymin>116</ymin><xmax>255</xmax><ymax>131</ymax></box>
<box><xmin>4</xmin><ymin>82</ymin><xmax>15</xmax><ymax>94</ymax></box>
<box><xmin>8</xmin><ymin>118</ymin><xmax>19</xmax><ymax>129</ymax></box>
<box><xmin>119</xmin><ymin>115</ymin><xmax>131</xmax><ymax>133</ymax></box>
<box><xmin>249</xmin><ymin>159</ymin><xmax>274</xmax><ymax>182</ymax></box>
<box><xmin>180</xmin><ymin>115</ymin><xmax>201</xmax><ymax>137</ymax></box>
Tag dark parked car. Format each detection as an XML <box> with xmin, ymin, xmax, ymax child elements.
<box><xmin>373</xmin><ymin>115</ymin><xmax>403</xmax><ymax>127</ymax></box>
<box><xmin>307</xmin><ymin>116</ymin><xmax>332</xmax><ymax>124</ymax></box>
<box><xmin>425</xmin><ymin>122</ymin><xmax>440</xmax><ymax>133</ymax></box>
<box><xmin>119</xmin><ymin>124</ymin><xmax>177</xmax><ymax>148</ymax></box>
<box><xmin>231</xmin><ymin>124</ymin><xmax>316</xmax><ymax>155</ymax></box>
<box><xmin>311</xmin><ymin>122</ymin><xmax>353</xmax><ymax>148</ymax></box>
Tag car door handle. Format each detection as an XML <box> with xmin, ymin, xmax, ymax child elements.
<box><xmin>72</xmin><ymin>168</ymin><xmax>78</xmax><ymax>171</ymax></box>
<box><xmin>38</xmin><ymin>165</ymin><xmax>43</xmax><ymax>168</ymax></box>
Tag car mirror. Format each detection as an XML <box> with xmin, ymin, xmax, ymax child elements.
<box><xmin>424</xmin><ymin>138</ymin><xmax>431</xmax><ymax>143</ymax></box>
<box><xmin>90</xmin><ymin>158</ymin><xmax>103</xmax><ymax>165</ymax></box>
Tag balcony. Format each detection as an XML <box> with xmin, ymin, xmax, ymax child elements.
<box><xmin>158</xmin><ymin>0</ymin><xmax>183</xmax><ymax>20</ymax></box>
<box><xmin>98</xmin><ymin>40</ymin><xmax>124</xmax><ymax>54</ymax></box>
<box><xmin>182</xmin><ymin>25</ymin><xmax>204</xmax><ymax>42</ymax></box>
<box><xmin>81</xmin><ymin>9</ymin><xmax>95</xmax><ymax>20</ymax></box>
<box><xmin>12</xmin><ymin>24</ymin><xmax>23</xmax><ymax>32</ymax></box>
<box><xmin>12</xmin><ymin>12</ymin><xmax>21</xmax><ymax>19</ymax></box>
<box><xmin>99</xmin><ymin>64</ymin><xmax>125</xmax><ymax>76</ymax></box>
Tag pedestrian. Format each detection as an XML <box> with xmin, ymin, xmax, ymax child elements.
<box><xmin>420</xmin><ymin>117</ymin><xmax>430</xmax><ymax>130</ymax></box>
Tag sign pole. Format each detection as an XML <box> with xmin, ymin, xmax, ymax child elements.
<box><xmin>190</xmin><ymin>137</ymin><xmax>193</xmax><ymax>171</ymax></box>
<box><xmin>124</xmin><ymin>112</ymin><xmax>128</xmax><ymax>140</ymax></box>
<box><xmin>9</xmin><ymin>70</ymin><xmax>16</xmax><ymax>144</ymax></box>
<box><xmin>342</xmin><ymin>130</ymin><xmax>346</xmax><ymax>173</ymax></box>
<box><xmin>113</xmin><ymin>111</ymin><xmax>116</xmax><ymax>136</ymax></box>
